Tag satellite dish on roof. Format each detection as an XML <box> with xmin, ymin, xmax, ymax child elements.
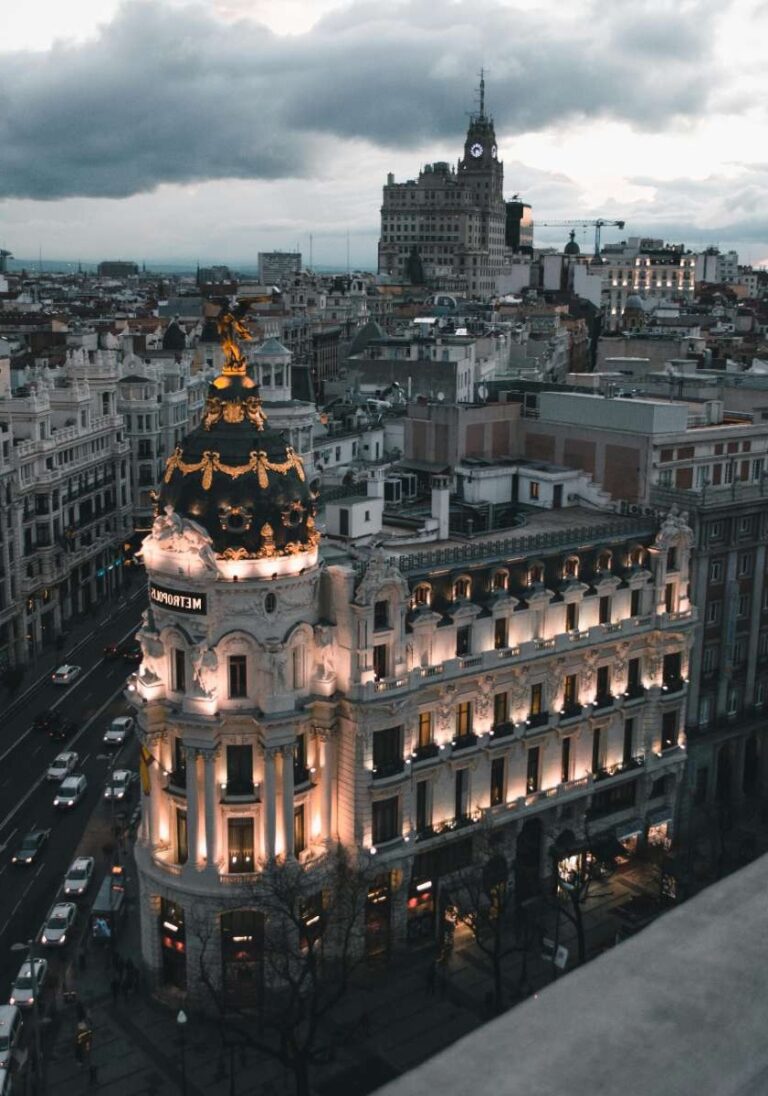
<box><xmin>437</xmin><ymin>391</ymin><xmax>445</xmax><ymax>402</ymax></box>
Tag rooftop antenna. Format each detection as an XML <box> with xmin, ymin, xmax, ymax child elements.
<box><xmin>309</xmin><ymin>233</ymin><xmax>313</xmax><ymax>271</ymax></box>
<box><xmin>478</xmin><ymin>67</ymin><xmax>485</xmax><ymax>118</ymax></box>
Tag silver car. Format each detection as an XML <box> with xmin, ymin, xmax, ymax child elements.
<box><xmin>53</xmin><ymin>774</ymin><xmax>87</xmax><ymax>809</ymax></box>
<box><xmin>9</xmin><ymin>959</ymin><xmax>48</xmax><ymax>1009</ymax></box>
<box><xmin>40</xmin><ymin>903</ymin><xmax>77</xmax><ymax>947</ymax></box>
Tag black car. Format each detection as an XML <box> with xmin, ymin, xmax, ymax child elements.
<box><xmin>119</xmin><ymin>641</ymin><xmax>142</xmax><ymax>664</ymax></box>
<box><xmin>48</xmin><ymin>715</ymin><xmax>78</xmax><ymax>742</ymax></box>
<box><xmin>11</xmin><ymin>829</ymin><xmax>50</xmax><ymax>865</ymax></box>
<box><xmin>103</xmin><ymin>643</ymin><xmax>121</xmax><ymax>660</ymax></box>
<box><xmin>33</xmin><ymin>710</ymin><xmax>56</xmax><ymax>732</ymax></box>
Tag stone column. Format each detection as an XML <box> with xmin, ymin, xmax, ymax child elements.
<box><xmin>321</xmin><ymin>734</ymin><xmax>334</xmax><ymax>841</ymax></box>
<box><xmin>281</xmin><ymin>745</ymin><xmax>295</xmax><ymax>858</ymax></box>
<box><xmin>203</xmin><ymin>750</ymin><xmax>218</xmax><ymax>871</ymax></box>
<box><xmin>185</xmin><ymin>747</ymin><xmax>201</xmax><ymax>869</ymax></box>
<box><xmin>263</xmin><ymin>748</ymin><xmax>277</xmax><ymax>861</ymax></box>
<box><xmin>147</xmin><ymin>743</ymin><xmax>163</xmax><ymax>849</ymax></box>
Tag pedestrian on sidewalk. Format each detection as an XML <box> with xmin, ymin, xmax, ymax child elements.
<box><xmin>110</xmin><ymin>976</ymin><xmax>120</xmax><ymax>1007</ymax></box>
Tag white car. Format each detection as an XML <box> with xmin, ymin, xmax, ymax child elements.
<box><xmin>9</xmin><ymin>959</ymin><xmax>48</xmax><ymax>1009</ymax></box>
<box><xmin>53</xmin><ymin>774</ymin><xmax>87</xmax><ymax>809</ymax></box>
<box><xmin>0</xmin><ymin>1005</ymin><xmax>23</xmax><ymax>1069</ymax></box>
<box><xmin>104</xmin><ymin>769</ymin><xmax>137</xmax><ymax>801</ymax></box>
<box><xmin>63</xmin><ymin>856</ymin><xmax>95</xmax><ymax>898</ymax></box>
<box><xmin>46</xmin><ymin>751</ymin><xmax>79</xmax><ymax>782</ymax></box>
<box><xmin>103</xmin><ymin>715</ymin><xmax>134</xmax><ymax>746</ymax></box>
<box><xmin>51</xmin><ymin>664</ymin><xmax>82</xmax><ymax>686</ymax></box>
<box><xmin>40</xmin><ymin>903</ymin><xmax>77</xmax><ymax>947</ymax></box>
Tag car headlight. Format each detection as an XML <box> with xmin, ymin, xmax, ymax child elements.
<box><xmin>41</xmin><ymin>934</ymin><xmax>48</xmax><ymax>943</ymax></box>
<box><xmin>26</xmin><ymin>857</ymin><xmax>33</xmax><ymax>863</ymax></box>
<box><xmin>8</xmin><ymin>997</ymin><xmax>15</xmax><ymax>1005</ymax></box>
<box><xmin>60</xmin><ymin>934</ymin><xmax>67</xmax><ymax>944</ymax></box>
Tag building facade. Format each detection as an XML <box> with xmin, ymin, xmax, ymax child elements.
<box><xmin>131</xmin><ymin>319</ymin><xmax>697</xmax><ymax>997</ymax></box>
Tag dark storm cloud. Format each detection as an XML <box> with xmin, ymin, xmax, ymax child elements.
<box><xmin>0</xmin><ymin>0</ymin><xmax>725</xmax><ymax>200</ymax></box>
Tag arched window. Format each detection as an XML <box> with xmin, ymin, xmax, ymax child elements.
<box><xmin>453</xmin><ymin>576</ymin><xmax>471</xmax><ymax>601</ymax></box>
<box><xmin>563</xmin><ymin>556</ymin><xmax>579</xmax><ymax>579</ymax></box>
<box><xmin>596</xmin><ymin>550</ymin><xmax>612</xmax><ymax>573</ymax></box>
<box><xmin>492</xmin><ymin>569</ymin><xmax>509</xmax><ymax>592</ymax></box>
<box><xmin>413</xmin><ymin>582</ymin><xmax>432</xmax><ymax>608</ymax></box>
<box><xmin>527</xmin><ymin>562</ymin><xmax>544</xmax><ymax>586</ymax></box>
<box><xmin>628</xmin><ymin>545</ymin><xmax>647</xmax><ymax>569</ymax></box>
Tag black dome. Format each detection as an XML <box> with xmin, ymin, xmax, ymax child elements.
<box><xmin>158</xmin><ymin>372</ymin><xmax>317</xmax><ymax>560</ymax></box>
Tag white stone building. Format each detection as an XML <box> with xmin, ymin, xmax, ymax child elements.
<box><xmin>130</xmin><ymin>319</ymin><xmax>697</xmax><ymax>998</ymax></box>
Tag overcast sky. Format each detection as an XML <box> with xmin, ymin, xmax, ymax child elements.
<box><xmin>1</xmin><ymin>0</ymin><xmax>767</xmax><ymax>268</ymax></box>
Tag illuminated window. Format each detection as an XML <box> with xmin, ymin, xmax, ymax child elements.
<box><xmin>228</xmin><ymin>817</ymin><xmax>254</xmax><ymax>873</ymax></box>
<box><xmin>492</xmin><ymin>569</ymin><xmax>509</xmax><ymax>592</ymax></box>
<box><xmin>597</xmin><ymin>551</ymin><xmax>612</xmax><ymax>572</ymax></box>
<box><xmin>418</xmin><ymin>711</ymin><xmax>432</xmax><ymax>748</ymax></box>
<box><xmin>455</xmin><ymin>702</ymin><xmax>472</xmax><ymax>737</ymax></box>
<box><xmin>413</xmin><ymin>583</ymin><xmax>431</xmax><ymax>608</ymax></box>
<box><xmin>293</xmin><ymin>805</ymin><xmax>306</xmax><ymax>856</ymax></box>
<box><xmin>453</xmin><ymin>576</ymin><xmax>471</xmax><ymax>601</ymax></box>
<box><xmin>563</xmin><ymin>556</ymin><xmax>579</xmax><ymax>579</ymax></box>
<box><xmin>529</xmin><ymin>481</ymin><xmax>540</xmax><ymax>500</ymax></box>
<box><xmin>528</xmin><ymin>562</ymin><xmax>544</xmax><ymax>586</ymax></box>
<box><xmin>529</xmin><ymin>683</ymin><xmax>543</xmax><ymax>717</ymax></box>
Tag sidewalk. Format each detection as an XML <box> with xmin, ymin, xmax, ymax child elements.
<box><xmin>42</xmin><ymin>848</ymin><xmax>663</xmax><ymax>1096</ymax></box>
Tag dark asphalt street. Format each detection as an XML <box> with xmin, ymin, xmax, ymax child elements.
<box><xmin>0</xmin><ymin>585</ymin><xmax>146</xmax><ymax>1004</ymax></box>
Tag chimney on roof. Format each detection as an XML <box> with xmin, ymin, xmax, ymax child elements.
<box><xmin>431</xmin><ymin>475</ymin><xmax>451</xmax><ymax>540</ymax></box>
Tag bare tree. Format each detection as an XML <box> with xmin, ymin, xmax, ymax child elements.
<box><xmin>195</xmin><ymin>844</ymin><xmax>373</xmax><ymax>1096</ymax></box>
<box><xmin>446</xmin><ymin>833</ymin><xmax>534</xmax><ymax>1012</ymax></box>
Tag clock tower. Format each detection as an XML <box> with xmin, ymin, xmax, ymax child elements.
<box><xmin>459</xmin><ymin>70</ymin><xmax>503</xmax><ymax>198</ymax></box>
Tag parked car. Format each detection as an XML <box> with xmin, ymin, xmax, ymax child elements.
<box><xmin>0</xmin><ymin>1005</ymin><xmax>23</xmax><ymax>1070</ymax></box>
<box><xmin>46</xmin><ymin>752</ymin><xmax>79</xmax><ymax>782</ymax></box>
<box><xmin>63</xmin><ymin>856</ymin><xmax>95</xmax><ymax>898</ymax></box>
<box><xmin>53</xmin><ymin>774</ymin><xmax>87</xmax><ymax>809</ymax></box>
<box><xmin>103</xmin><ymin>716</ymin><xmax>134</xmax><ymax>746</ymax></box>
<box><xmin>8</xmin><ymin>959</ymin><xmax>48</xmax><ymax>1009</ymax></box>
<box><xmin>104</xmin><ymin>769</ymin><xmax>137</xmax><ymax>801</ymax></box>
<box><xmin>39</xmin><ymin>902</ymin><xmax>77</xmax><ymax>947</ymax></box>
<box><xmin>11</xmin><ymin>830</ymin><xmax>50</xmax><ymax>866</ymax></box>
<box><xmin>48</xmin><ymin>715</ymin><xmax>78</xmax><ymax>743</ymax></box>
<box><xmin>51</xmin><ymin>664</ymin><xmax>82</xmax><ymax>686</ymax></box>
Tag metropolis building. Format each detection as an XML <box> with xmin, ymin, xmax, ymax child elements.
<box><xmin>132</xmin><ymin>310</ymin><xmax>697</xmax><ymax>998</ymax></box>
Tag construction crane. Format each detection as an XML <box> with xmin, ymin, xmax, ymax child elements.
<box><xmin>536</xmin><ymin>219</ymin><xmax>625</xmax><ymax>259</ymax></box>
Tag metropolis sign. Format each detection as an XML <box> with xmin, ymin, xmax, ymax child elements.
<box><xmin>149</xmin><ymin>582</ymin><xmax>207</xmax><ymax>615</ymax></box>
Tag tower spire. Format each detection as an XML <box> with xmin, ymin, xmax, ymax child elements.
<box><xmin>479</xmin><ymin>67</ymin><xmax>485</xmax><ymax>118</ymax></box>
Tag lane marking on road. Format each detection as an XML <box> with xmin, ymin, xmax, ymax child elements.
<box><xmin>0</xmin><ymin>682</ymin><xmax>130</xmax><ymax>837</ymax></box>
<box><xmin>80</xmin><ymin>753</ymin><xmax>91</xmax><ymax>767</ymax></box>
<box><xmin>0</xmin><ymin>618</ymin><xmax>139</xmax><ymax>767</ymax></box>
<box><xmin>0</xmin><ymin>827</ymin><xmax>18</xmax><ymax>855</ymax></box>
<box><xmin>2</xmin><ymin>585</ymin><xmax>145</xmax><ymax>716</ymax></box>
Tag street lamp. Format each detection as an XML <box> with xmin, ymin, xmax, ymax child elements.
<box><xmin>11</xmin><ymin>940</ymin><xmax>43</xmax><ymax>1093</ymax></box>
<box><xmin>176</xmin><ymin>1009</ymin><xmax>188</xmax><ymax>1095</ymax></box>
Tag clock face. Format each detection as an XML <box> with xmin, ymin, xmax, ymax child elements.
<box><xmin>491</xmin><ymin>144</ymin><xmax>498</xmax><ymax>159</ymax></box>
<box><xmin>470</xmin><ymin>142</ymin><xmax>483</xmax><ymax>158</ymax></box>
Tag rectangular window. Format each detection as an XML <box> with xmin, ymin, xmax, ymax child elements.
<box><xmin>176</xmin><ymin>809</ymin><xmax>188</xmax><ymax>865</ymax></box>
<box><xmin>172</xmin><ymin>737</ymin><xmax>187</xmax><ymax>787</ymax></box>
<box><xmin>456</xmin><ymin>625</ymin><xmax>472</xmax><ymax>657</ymax></box>
<box><xmin>418</xmin><ymin>711</ymin><xmax>432</xmax><ymax>748</ymax></box>
<box><xmin>706</xmin><ymin>600</ymin><xmax>722</xmax><ymax>625</ymax></box>
<box><xmin>294</xmin><ymin>805</ymin><xmax>306</xmax><ymax>855</ymax></box>
<box><xmin>661</xmin><ymin>710</ymin><xmax>678</xmax><ymax>750</ymax></box>
<box><xmin>667</xmin><ymin>546</ymin><xmax>678</xmax><ymax>571</ymax></box>
<box><xmin>702</xmin><ymin>646</ymin><xmax>719</xmax><ymax>675</ymax></box>
<box><xmin>494</xmin><ymin>617</ymin><xmax>508</xmax><ymax>649</ymax></box>
<box><xmin>699</xmin><ymin>696</ymin><xmax>711</xmax><ymax>726</ymax></box>
<box><xmin>530</xmin><ymin>683</ymin><xmax>543</xmax><ymax>717</ymax></box>
<box><xmin>565</xmin><ymin>602</ymin><xmax>578</xmax><ymax>632</ymax></box>
<box><xmin>490</xmin><ymin>757</ymin><xmax>505</xmax><ymax>807</ymax></box>
<box><xmin>738</xmin><ymin>553</ymin><xmax>753</xmax><ymax>577</ymax></box>
<box><xmin>710</xmin><ymin>560</ymin><xmax>723</xmax><ymax>583</ymax></box>
<box><xmin>592</xmin><ymin>727</ymin><xmax>604</xmax><ymax>773</ymax></box>
<box><xmin>630</xmin><ymin>588</ymin><xmax>641</xmax><ymax>616</ymax></box>
<box><xmin>493</xmin><ymin>691</ymin><xmax>508</xmax><ymax>726</ymax></box>
<box><xmin>561</xmin><ymin>737</ymin><xmax>571</xmax><ymax>784</ymax></box>
<box><xmin>373</xmin><ymin>726</ymin><xmax>403</xmax><ymax>773</ymax></box>
<box><xmin>228</xmin><ymin>817</ymin><xmax>255</xmax><ymax>873</ymax></box>
<box><xmin>663</xmin><ymin>651</ymin><xmax>682</xmax><ymax>684</ymax></box>
<box><xmin>664</xmin><ymin>583</ymin><xmax>675</xmax><ymax>613</ymax></box>
<box><xmin>374</xmin><ymin>600</ymin><xmax>389</xmax><ymax>629</ymax></box>
<box><xmin>226</xmin><ymin>744</ymin><xmax>253</xmax><ymax>796</ymax></box>
<box><xmin>526</xmin><ymin>747</ymin><xmax>540</xmax><ymax>794</ymax></box>
<box><xmin>294</xmin><ymin>733</ymin><xmax>309</xmax><ymax>784</ymax></box>
<box><xmin>709</xmin><ymin>521</ymin><xmax>723</xmax><ymax>540</ymax></box>
<box><xmin>529</xmin><ymin>481</ymin><xmax>540</xmax><ymax>500</ymax></box>
<box><xmin>563</xmin><ymin>673</ymin><xmax>578</xmax><ymax>709</ymax></box>
<box><xmin>228</xmin><ymin>655</ymin><xmax>247</xmax><ymax>699</ymax></box>
<box><xmin>627</xmin><ymin>658</ymin><xmax>641</xmax><ymax>695</ymax></box>
<box><xmin>173</xmin><ymin>648</ymin><xmax>186</xmax><ymax>692</ymax></box>
<box><xmin>416</xmin><ymin>780</ymin><xmax>431</xmax><ymax>833</ymax></box>
<box><xmin>738</xmin><ymin>594</ymin><xmax>750</xmax><ymax>618</ymax></box>
<box><xmin>623</xmin><ymin>720</ymin><xmax>634</xmax><ymax>767</ymax></box>
<box><xmin>598</xmin><ymin>596</ymin><xmax>611</xmax><ymax>625</ymax></box>
<box><xmin>373</xmin><ymin>643</ymin><xmax>388</xmax><ymax>680</ymax></box>
<box><xmin>372</xmin><ymin>796</ymin><xmax>399</xmax><ymax>845</ymax></box>
<box><xmin>726</xmin><ymin>688</ymin><xmax>739</xmax><ymax>716</ymax></box>
<box><xmin>596</xmin><ymin>665</ymin><xmax>611</xmax><ymax>701</ymax></box>
<box><xmin>756</xmin><ymin>681</ymin><xmax>766</xmax><ymax>707</ymax></box>
<box><xmin>455</xmin><ymin>702</ymin><xmax>473</xmax><ymax>737</ymax></box>
<box><xmin>455</xmin><ymin>768</ymin><xmax>470</xmax><ymax>820</ymax></box>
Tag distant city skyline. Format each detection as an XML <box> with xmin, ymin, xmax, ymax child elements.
<box><xmin>1</xmin><ymin>0</ymin><xmax>767</xmax><ymax>267</ymax></box>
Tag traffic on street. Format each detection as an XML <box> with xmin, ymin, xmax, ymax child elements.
<box><xmin>0</xmin><ymin>586</ymin><xmax>146</xmax><ymax>1046</ymax></box>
